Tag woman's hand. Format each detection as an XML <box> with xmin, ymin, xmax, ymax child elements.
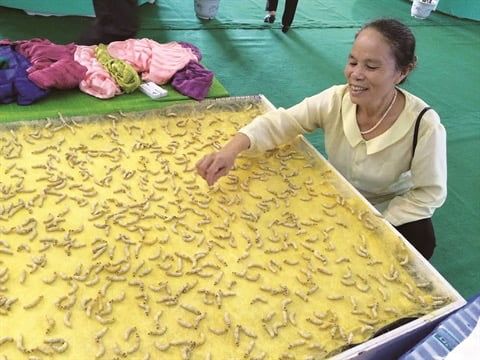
<box><xmin>196</xmin><ymin>133</ymin><xmax>251</xmax><ymax>186</ymax></box>
<box><xmin>196</xmin><ymin>149</ymin><xmax>236</xmax><ymax>186</ymax></box>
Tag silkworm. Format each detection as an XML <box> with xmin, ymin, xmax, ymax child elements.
<box><xmin>295</xmin><ymin>291</ymin><xmax>309</xmax><ymax>302</ymax></box>
<box><xmin>245</xmin><ymin>273</ymin><xmax>261</xmax><ymax>282</ymax></box>
<box><xmin>262</xmin><ymin>311</ymin><xmax>276</xmax><ymax>323</ymax></box>
<box><xmin>85</xmin><ymin>275</ymin><xmax>100</xmax><ymax>287</ymax></box>
<box><xmin>125</xmin><ymin>337</ymin><xmax>141</xmax><ymax>355</ymax></box>
<box><xmin>213</xmin><ymin>270</ymin><xmax>224</xmax><ymax>285</ymax></box>
<box><xmin>416</xmin><ymin>280</ymin><xmax>432</xmax><ymax>289</ymax></box>
<box><xmin>63</xmin><ymin>310</ymin><xmax>72</xmax><ymax>328</ymax></box>
<box><xmin>250</xmin><ymin>296</ymin><xmax>268</xmax><ymax>305</ymax></box>
<box><xmin>341</xmin><ymin>278</ymin><xmax>356</xmax><ymax>286</ymax></box>
<box><xmin>0</xmin><ymin>248</ymin><xmax>13</xmax><ymax>255</ymax></box>
<box><xmin>45</xmin><ymin>338</ymin><xmax>69</xmax><ymax>353</ymax></box>
<box><xmin>19</xmin><ymin>269</ymin><xmax>27</xmax><ymax>284</ymax></box>
<box><xmin>178</xmin><ymin>318</ymin><xmax>194</xmax><ymax>329</ymax></box>
<box><xmin>154</xmin><ymin>341</ymin><xmax>170</xmax><ymax>351</ymax></box>
<box><xmin>110</xmin><ymin>291</ymin><xmax>126</xmax><ymax>303</ymax></box>
<box><xmin>180</xmin><ymin>303</ymin><xmax>201</xmax><ymax>315</ymax></box>
<box><xmin>383</xmin><ymin>270</ymin><xmax>399</xmax><ymax>282</ymax></box>
<box><xmin>283</xmin><ymin>259</ymin><xmax>299</xmax><ymax>266</ymax></box>
<box><xmin>306</xmin><ymin>317</ymin><xmax>323</xmax><ymax>326</ymax></box>
<box><xmin>23</xmin><ymin>295</ymin><xmax>43</xmax><ymax>309</ymax></box>
<box><xmin>124</xmin><ymin>326</ymin><xmax>137</xmax><ymax>341</ymax></box>
<box><xmin>361</xmin><ymin>325</ymin><xmax>375</xmax><ymax>334</ymax></box>
<box><xmin>355</xmin><ymin>282</ymin><xmax>370</xmax><ymax>293</ymax></box>
<box><xmin>368</xmin><ymin>273</ymin><xmax>386</xmax><ymax>287</ymax></box>
<box><xmin>357</xmin><ymin>318</ymin><xmax>379</xmax><ymax>329</ymax></box>
<box><xmin>95</xmin><ymin>314</ymin><xmax>115</xmax><ymax>325</ymax></box>
<box><xmin>95</xmin><ymin>341</ymin><xmax>106</xmax><ymax>358</ymax></box>
<box><xmin>239</xmin><ymin>325</ymin><xmax>257</xmax><ymax>339</ymax></box>
<box><xmin>148</xmin><ymin>326</ymin><xmax>167</xmax><ymax>336</ymax></box>
<box><xmin>244</xmin><ymin>339</ymin><xmax>255</xmax><ymax>358</ymax></box>
<box><xmin>335</xmin><ymin>256</ymin><xmax>350</xmax><ymax>264</ymax></box>
<box><xmin>401</xmin><ymin>290</ymin><xmax>417</xmax><ymax>303</ymax></box>
<box><xmin>298</xmin><ymin>330</ymin><xmax>312</xmax><ymax>339</ymax></box>
<box><xmin>399</xmin><ymin>254</ymin><xmax>409</xmax><ymax>266</ymax></box>
<box><xmin>208</xmin><ymin>326</ymin><xmax>228</xmax><ymax>335</ymax></box>
<box><xmin>223</xmin><ymin>312</ymin><xmax>232</xmax><ymax>329</ymax></box>
<box><xmin>0</xmin><ymin>336</ymin><xmax>13</xmax><ymax>346</ymax></box>
<box><xmin>15</xmin><ymin>334</ymin><xmax>26</xmax><ymax>352</ymax></box>
<box><xmin>288</xmin><ymin>339</ymin><xmax>306</xmax><ymax>349</ymax></box>
<box><xmin>94</xmin><ymin>327</ymin><xmax>109</xmax><ymax>342</ymax></box>
<box><xmin>233</xmin><ymin>325</ymin><xmax>241</xmax><ymax>346</ymax></box>
<box><xmin>317</xmin><ymin>266</ymin><xmax>333</xmax><ymax>276</ymax></box>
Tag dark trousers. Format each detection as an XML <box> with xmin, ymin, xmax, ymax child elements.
<box><xmin>77</xmin><ymin>0</ymin><xmax>139</xmax><ymax>45</ymax></box>
<box><xmin>394</xmin><ymin>218</ymin><xmax>436</xmax><ymax>260</ymax></box>
<box><xmin>265</xmin><ymin>0</ymin><xmax>299</xmax><ymax>27</ymax></box>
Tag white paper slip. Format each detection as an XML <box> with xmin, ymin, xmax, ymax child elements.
<box><xmin>139</xmin><ymin>82</ymin><xmax>168</xmax><ymax>99</ymax></box>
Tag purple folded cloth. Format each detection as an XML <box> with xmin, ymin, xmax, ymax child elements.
<box><xmin>171</xmin><ymin>61</ymin><xmax>214</xmax><ymax>101</ymax></box>
<box><xmin>0</xmin><ymin>45</ymin><xmax>48</xmax><ymax>105</ymax></box>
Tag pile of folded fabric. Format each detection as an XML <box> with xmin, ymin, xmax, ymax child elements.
<box><xmin>0</xmin><ymin>38</ymin><xmax>215</xmax><ymax>105</ymax></box>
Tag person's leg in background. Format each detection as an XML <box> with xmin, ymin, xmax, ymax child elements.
<box><xmin>264</xmin><ymin>0</ymin><xmax>278</xmax><ymax>24</ymax></box>
<box><xmin>394</xmin><ymin>218</ymin><xmax>436</xmax><ymax>260</ymax></box>
<box><xmin>281</xmin><ymin>0</ymin><xmax>299</xmax><ymax>33</ymax></box>
<box><xmin>77</xmin><ymin>0</ymin><xmax>139</xmax><ymax>45</ymax></box>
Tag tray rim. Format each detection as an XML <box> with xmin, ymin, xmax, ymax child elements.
<box><xmin>254</xmin><ymin>94</ymin><xmax>466</xmax><ymax>359</ymax></box>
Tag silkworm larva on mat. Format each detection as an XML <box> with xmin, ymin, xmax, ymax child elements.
<box><xmin>23</xmin><ymin>295</ymin><xmax>44</xmax><ymax>309</ymax></box>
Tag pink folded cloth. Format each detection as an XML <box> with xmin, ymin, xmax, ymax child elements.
<box><xmin>74</xmin><ymin>45</ymin><xmax>121</xmax><ymax>99</ymax></box>
<box><xmin>107</xmin><ymin>39</ymin><xmax>199</xmax><ymax>84</ymax></box>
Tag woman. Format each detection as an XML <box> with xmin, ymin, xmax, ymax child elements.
<box><xmin>196</xmin><ymin>19</ymin><xmax>446</xmax><ymax>259</ymax></box>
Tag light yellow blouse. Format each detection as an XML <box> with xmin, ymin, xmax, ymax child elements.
<box><xmin>240</xmin><ymin>85</ymin><xmax>447</xmax><ymax>226</ymax></box>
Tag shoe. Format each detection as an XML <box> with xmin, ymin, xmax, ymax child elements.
<box><xmin>281</xmin><ymin>25</ymin><xmax>290</xmax><ymax>33</ymax></box>
<box><xmin>264</xmin><ymin>14</ymin><xmax>276</xmax><ymax>23</ymax></box>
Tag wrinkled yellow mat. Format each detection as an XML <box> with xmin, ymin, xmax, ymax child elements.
<box><xmin>0</xmin><ymin>97</ymin><xmax>451</xmax><ymax>359</ymax></box>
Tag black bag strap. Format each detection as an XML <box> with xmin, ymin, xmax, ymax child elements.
<box><xmin>411</xmin><ymin>107</ymin><xmax>431</xmax><ymax>167</ymax></box>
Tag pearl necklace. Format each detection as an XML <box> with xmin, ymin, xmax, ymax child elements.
<box><xmin>360</xmin><ymin>90</ymin><xmax>398</xmax><ymax>135</ymax></box>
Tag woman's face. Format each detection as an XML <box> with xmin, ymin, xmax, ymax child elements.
<box><xmin>344</xmin><ymin>28</ymin><xmax>406</xmax><ymax>106</ymax></box>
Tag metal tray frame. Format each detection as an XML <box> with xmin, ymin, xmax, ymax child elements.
<box><xmin>1</xmin><ymin>94</ymin><xmax>465</xmax><ymax>359</ymax></box>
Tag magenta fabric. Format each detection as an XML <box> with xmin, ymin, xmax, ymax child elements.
<box><xmin>28</xmin><ymin>57</ymin><xmax>88</xmax><ymax>90</ymax></box>
<box><xmin>13</xmin><ymin>38</ymin><xmax>87</xmax><ymax>90</ymax></box>
<box><xmin>171</xmin><ymin>61</ymin><xmax>214</xmax><ymax>101</ymax></box>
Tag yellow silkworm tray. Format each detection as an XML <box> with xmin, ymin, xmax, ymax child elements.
<box><xmin>0</xmin><ymin>96</ymin><xmax>463</xmax><ymax>359</ymax></box>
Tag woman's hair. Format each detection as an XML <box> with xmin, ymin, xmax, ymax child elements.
<box><xmin>358</xmin><ymin>18</ymin><xmax>416</xmax><ymax>83</ymax></box>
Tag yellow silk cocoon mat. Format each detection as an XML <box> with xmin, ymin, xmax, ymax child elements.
<box><xmin>0</xmin><ymin>98</ymin><xmax>451</xmax><ymax>359</ymax></box>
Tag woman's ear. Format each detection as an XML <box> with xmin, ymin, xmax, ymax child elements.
<box><xmin>396</xmin><ymin>69</ymin><xmax>409</xmax><ymax>84</ymax></box>
<box><xmin>396</xmin><ymin>60</ymin><xmax>416</xmax><ymax>85</ymax></box>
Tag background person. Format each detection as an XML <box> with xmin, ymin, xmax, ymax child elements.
<box><xmin>77</xmin><ymin>0</ymin><xmax>139</xmax><ymax>45</ymax></box>
<box><xmin>263</xmin><ymin>0</ymin><xmax>299</xmax><ymax>33</ymax></box>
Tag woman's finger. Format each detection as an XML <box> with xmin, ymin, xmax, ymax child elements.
<box><xmin>196</xmin><ymin>154</ymin><xmax>215</xmax><ymax>179</ymax></box>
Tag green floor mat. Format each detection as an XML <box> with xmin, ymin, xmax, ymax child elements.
<box><xmin>0</xmin><ymin>78</ymin><xmax>228</xmax><ymax>123</ymax></box>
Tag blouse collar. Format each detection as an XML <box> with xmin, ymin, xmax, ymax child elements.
<box><xmin>342</xmin><ymin>87</ymin><xmax>416</xmax><ymax>155</ymax></box>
